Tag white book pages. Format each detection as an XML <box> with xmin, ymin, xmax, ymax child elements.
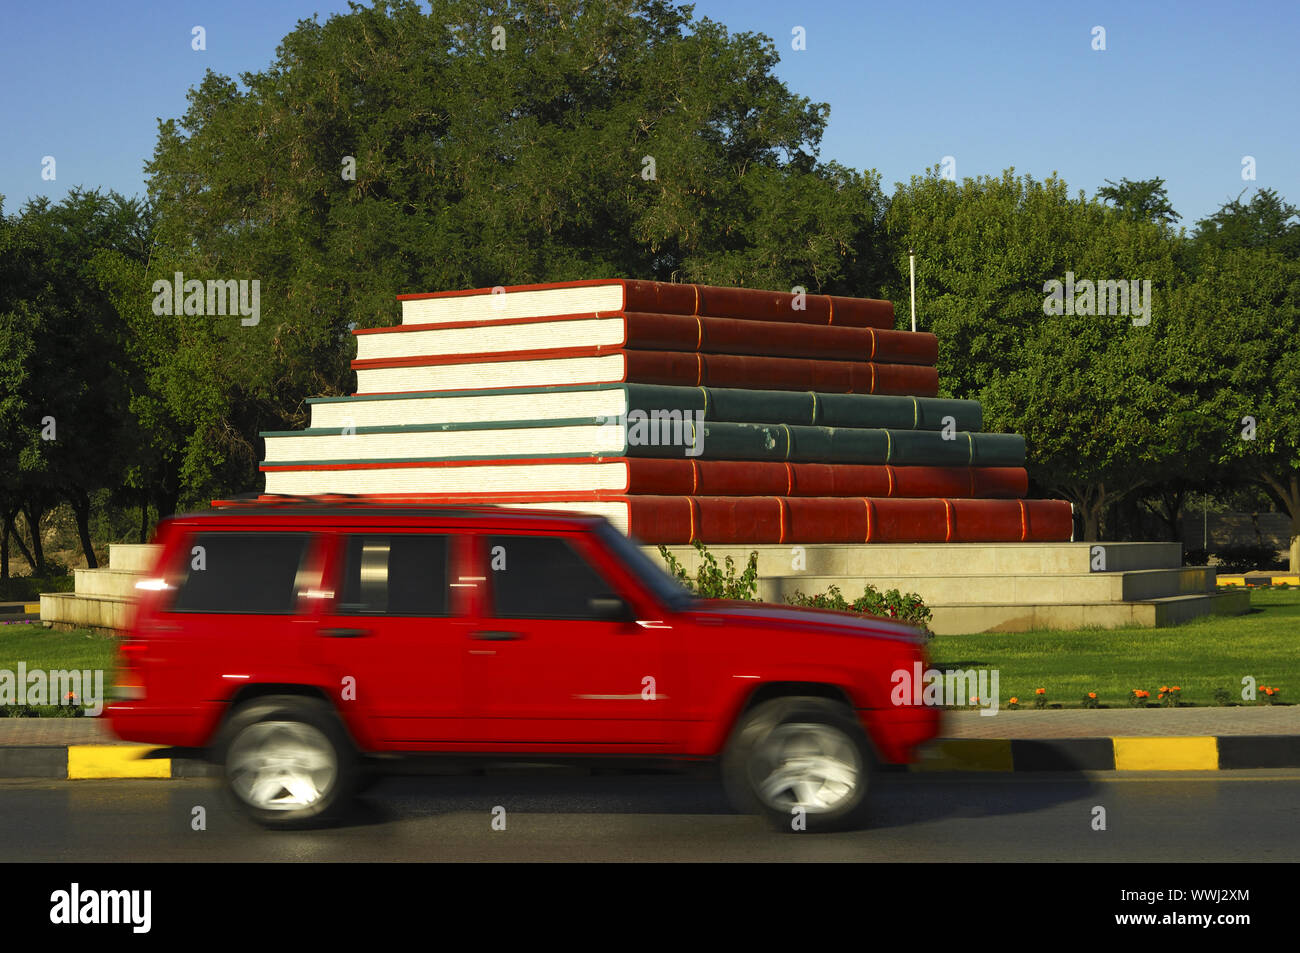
<box><xmin>354</xmin><ymin>353</ymin><xmax>627</xmax><ymax>393</ymax></box>
<box><xmin>401</xmin><ymin>284</ymin><xmax>625</xmax><ymax>325</ymax></box>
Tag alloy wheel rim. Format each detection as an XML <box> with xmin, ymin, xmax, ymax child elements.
<box><xmin>227</xmin><ymin>721</ymin><xmax>337</xmax><ymax>812</ymax></box>
<box><xmin>751</xmin><ymin>722</ymin><xmax>861</xmax><ymax>814</ymax></box>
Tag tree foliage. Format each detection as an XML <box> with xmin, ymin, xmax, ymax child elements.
<box><xmin>1096</xmin><ymin>176</ymin><xmax>1181</xmax><ymax>227</ymax></box>
<box><xmin>141</xmin><ymin>0</ymin><xmax>890</xmax><ymax>497</ymax></box>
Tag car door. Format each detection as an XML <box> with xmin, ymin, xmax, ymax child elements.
<box><xmin>142</xmin><ymin>528</ymin><xmax>321</xmax><ymax>715</ymax></box>
<box><xmin>463</xmin><ymin>531</ymin><xmax>672</xmax><ymax>750</ymax></box>
<box><xmin>313</xmin><ymin>530</ymin><xmax>475</xmax><ymax>746</ymax></box>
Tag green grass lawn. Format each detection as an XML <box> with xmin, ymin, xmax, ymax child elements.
<box><xmin>929</xmin><ymin>589</ymin><xmax>1297</xmax><ymax>708</ymax></box>
<box><xmin>0</xmin><ymin>624</ymin><xmax>117</xmax><ymax>673</ymax></box>
<box><xmin>0</xmin><ymin>624</ymin><xmax>117</xmax><ymax>715</ymax></box>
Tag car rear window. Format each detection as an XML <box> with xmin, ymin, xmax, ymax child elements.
<box><xmin>169</xmin><ymin>533</ymin><xmax>311</xmax><ymax>614</ymax></box>
<box><xmin>338</xmin><ymin>534</ymin><xmax>450</xmax><ymax>616</ymax></box>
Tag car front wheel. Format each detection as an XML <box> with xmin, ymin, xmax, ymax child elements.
<box><xmin>722</xmin><ymin>696</ymin><xmax>875</xmax><ymax>833</ymax></box>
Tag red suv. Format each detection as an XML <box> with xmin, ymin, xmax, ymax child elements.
<box><xmin>107</xmin><ymin>501</ymin><xmax>939</xmax><ymax>832</ymax></box>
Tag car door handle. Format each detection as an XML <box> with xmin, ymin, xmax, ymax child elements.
<box><xmin>320</xmin><ymin>628</ymin><xmax>370</xmax><ymax>638</ymax></box>
<box><xmin>472</xmin><ymin>630</ymin><xmax>523</xmax><ymax>641</ymax></box>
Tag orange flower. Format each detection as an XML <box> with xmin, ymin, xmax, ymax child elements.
<box><xmin>1035</xmin><ymin>688</ymin><xmax>1046</xmax><ymax>695</ymax></box>
<box><xmin>1088</xmin><ymin>692</ymin><xmax>1097</xmax><ymax>698</ymax></box>
<box><xmin>1160</xmin><ymin>686</ymin><xmax>1169</xmax><ymax>692</ymax></box>
<box><xmin>1172</xmin><ymin>686</ymin><xmax>1181</xmax><ymax>692</ymax></box>
<box><xmin>1009</xmin><ymin>697</ymin><xmax>1019</xmax><ymax>705</ymax></box>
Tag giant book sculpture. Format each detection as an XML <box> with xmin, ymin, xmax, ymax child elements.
<box><xmin>258</xmin><ymin>280</ymin><xmax>1073</xmax><ymax>544</ymax></box>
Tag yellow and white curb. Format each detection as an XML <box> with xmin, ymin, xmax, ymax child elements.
<box><xmin>910</xmin><ymin>736</ymin><xmax>1299</xmax><ymax>772</ymax></box>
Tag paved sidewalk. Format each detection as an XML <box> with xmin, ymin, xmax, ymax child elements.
<box><xmin>0</xmin><ymin>719</ymin><xmax>123</xmax><ymax>746</ymax></box>
<box><xmin>943</xmin><ymin>707</ymin><xmax>1299</xmax><ymax>738</ymax></box>
<box><xmin>0</xmin><ymin>706</ymin><xmax>1296</xmax><ymax>747</ymax></box>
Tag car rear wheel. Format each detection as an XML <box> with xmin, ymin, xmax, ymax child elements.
<box><xmin>217</xmin><ymin>696</ymin><xmax>357</xmax><ymax>829</ymax></box>
<box><xmin>722</xmin><ymin>696</ymin><xmax>875</xmax><ymax>833</ymax></box>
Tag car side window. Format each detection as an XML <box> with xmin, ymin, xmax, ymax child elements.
<box><xmin>338</xmin><ymin>534</ymin><xmax>450</xmax><ymax>616</ymax></box>
<box><xmin>170</xmin><ymin>533</ymin><xmax>311</xmax><ymax>614</ymax></box>
<box><xmin>487</xmin><ymin>535</ymin><xmax>618</xmax><ymax>620</ymax></box>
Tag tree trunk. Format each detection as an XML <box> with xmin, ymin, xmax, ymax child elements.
<box><xmin>5</xmin><ymin>508</ymin><xmax>36</xmax><ymax>574</ymax></box>
<box><xmin>20</xmin><ymin>503</ymin><xmax>46</xmax><ymax>576</ymax></box>
<box><xmin>68</xmin><ymin>488</ymin><xmax>98</xmax><ymax>570</ymax></box>
<box><xmin>0</xmin><ymin>508</ymin><xmax>9</xmax><ymax>582</ymax></box>
<box><xmin>1258</xmin><ymin>471</ymin><xmax>1300</xmax><ymax>573</ymax></box>
<box><xmin>1059</xmin><ymin>483</ymin><xmax>1106</xmax><ymax>542</ymax></box>
<box><xmin>153</xmin><ymin>487</ymin><xmax>179</xmax><ymax>521</ymax></box>
<box><xmin>1154</xmin><ymin>488</ymin><xmax>1185</xmax><ymax>543</ymax></box>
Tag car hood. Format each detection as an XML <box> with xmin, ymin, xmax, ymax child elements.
<box><xmin>686</xmin><ymin>600</ymin><xmax>926</xmax><ymax>643</ymax></box>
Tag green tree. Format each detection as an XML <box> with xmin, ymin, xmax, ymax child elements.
<box><xmin>1194</xmin><ymin>188</ymin><xmax>1300</xmax><ymax>258</ymax></box>
<box><xmin>0</xmin><ymin>190</ymin><xmax>151</xmax><ymax>570</ymax></box>
<box><xmin>1181</xmin><ymin>246</ymin><xmax>1300</xmax><ymax>569</ymax></box>
<box><xmin>143</xmin><ymin>0</ymin><xmax>891</xmax><ymax>498</ymax></box>
<box><xmin>886</xmin><ymin>169</ymin><xmax>1191</xmax><ymax>540</ymax></box>
<box><xmin>1096</xmin><ymin>176</ymin><xmax>1181</xmax><ymax>227</ymax></box>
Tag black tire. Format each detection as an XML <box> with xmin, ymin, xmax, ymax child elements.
<box><xmin>214</xmin><ymin>695</ymin><xmax>358</xmax><ymax>829</ymax></box>
<box><xmin>721</xmin><ymin>696</ymin><xmax>875</xmax><ymax>833</ymax></box>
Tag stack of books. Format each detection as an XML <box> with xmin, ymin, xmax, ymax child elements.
<box><xmin>259</xmin><ymin>280</ymin><xmax>1073</xmax><ymax>543</ymax></box>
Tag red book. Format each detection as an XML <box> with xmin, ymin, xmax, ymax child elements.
<box><xmin>619</xmin><ymin>496</ymin><xmax>1073</xmax><ymax>544</ymax></box>
<box><xmin>261</xmin><ymin>457</ymin><xmax>1030</xmax><ymax>501</ymax></box>
<box><xmin>354</xmin><ymin>313</ymin><xmax>937</xmax><ymax>366</ymax></box>
<box><xmin>352</xmin><ymin>349</ymin><xmax>940</xmax><ymax>397</ymax></box>
<box><xmin>397</xmin><ymin>279</ymin><xmax>895</xmax><ymax>329</ymax></box>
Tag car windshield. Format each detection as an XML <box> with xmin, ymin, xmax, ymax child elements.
<box><xmin>594</xmin><ymin>523</ymin><xmax>697</xmax><ymax>611</ymax></box>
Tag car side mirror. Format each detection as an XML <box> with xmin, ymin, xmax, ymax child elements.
<box><xmin>588</xmin><ymin>596</ymin><xmax>633</xmax><ymax>622</ymax></box>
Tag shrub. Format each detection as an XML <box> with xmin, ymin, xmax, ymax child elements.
<box><xmin>657</xmin><ymin>541</ymin><xmax>759</xmax><ymax>601</ymax></box>
<box><xmin>1183</xmin><ymin>548</ymin><xmax>1210</xmax><ymax>567</ymax></box>
<box><xmin>1213</xmin><ymin>688</ymin><xmax>1232</xmax><ymax>707</ymax></box>
<box><xmin>784</xmin><ymin>584</ymin><xmax>933</xmax><ymax>636</ymax></box>
<box><xmin>1213</xmin><ymin>544</ymin><xmax>1282</xmax><ymax>573</ymax></box>
<box><xmin>1082</xmin><ymin>691</ymin><xmax>1099</xmax><ymax>709</ymax></box>
<box><xmin>0</xmin><ymin>572</ymin><xmax>75</xmax><ymax>602</ymax></box>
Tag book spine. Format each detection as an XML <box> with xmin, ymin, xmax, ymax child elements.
<box><xmin>621</xmin><ymin>281</ymin><xmax>895</xmax><ymax>328</ymax></box>
<box><xmin>620</xmin><ymin>423</ymin><xmax>1025</xmax><ymax>467</ymax></box>
<box><xmin>622</xmin><ymin>351</ymin><xmax>940</xmax><ymax>396</ymax></box>
<box><xmin>624</xmin><ymin>496</ymin><xmax>1073</xmax><ymax>544</ymax></box>
<box><xmin>621</xmin><ymin>385</ymin><xmax>981</xmax><ymax>432</ymax></box>
<box><xmin>621</xmin><ymin>313</ymin><xmax>936</xmax><ymax>364</ymax></box>
<box><xmin>622</xmin><ymin>459</ymin><xmax>1028</xmax><ymax>498</ymax></box>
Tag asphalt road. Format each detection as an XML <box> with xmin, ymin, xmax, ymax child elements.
<box><xmin>1</xmin><ymin>771</ymin><xmax>1298</xmax><ymax>862</ymax></box>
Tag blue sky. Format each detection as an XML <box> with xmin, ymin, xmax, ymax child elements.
<box><xmin>2</xmin><ymin>0</ymin><xmax>1296</xmax><ymax>226</ymax></box>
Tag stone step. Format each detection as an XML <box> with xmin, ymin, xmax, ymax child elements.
<box><xmin>38</xmin><ymin>592</ymin><xmax>132</xmax><ymax>634</ymax></box>
<box><xmin>73</xmin><ymin>568</ymin><xmax>148</xmax><ymax>600</ymax></box>
<box><xmin>648</xmin><ymin>541</ymin><xmax>1185</xmax><ymax>577</ymax></box>
<box><xmin>108</xmin><ymin>543</ymin><xmax>161</xmax><ymax>573</ymax></box>
<box><xmin>928</xmin><ymin>591</ymin><xmax>1249</xmax><ymax>636</ymax></box>
<box><xmin>758</xmin><ymin>567</ymin><xmax>1216</xmax><ymax>607</ymax></box>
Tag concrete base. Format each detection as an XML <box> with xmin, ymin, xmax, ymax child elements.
<box><xmin>651</xmin><ymin>541</ymin><xmax>1249</xmax><ymax>635</ymax></box>
<box><xmin>38</xmin><ymin>543</ymin><xmax>150</xmax><ymax>634</ymax></box>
